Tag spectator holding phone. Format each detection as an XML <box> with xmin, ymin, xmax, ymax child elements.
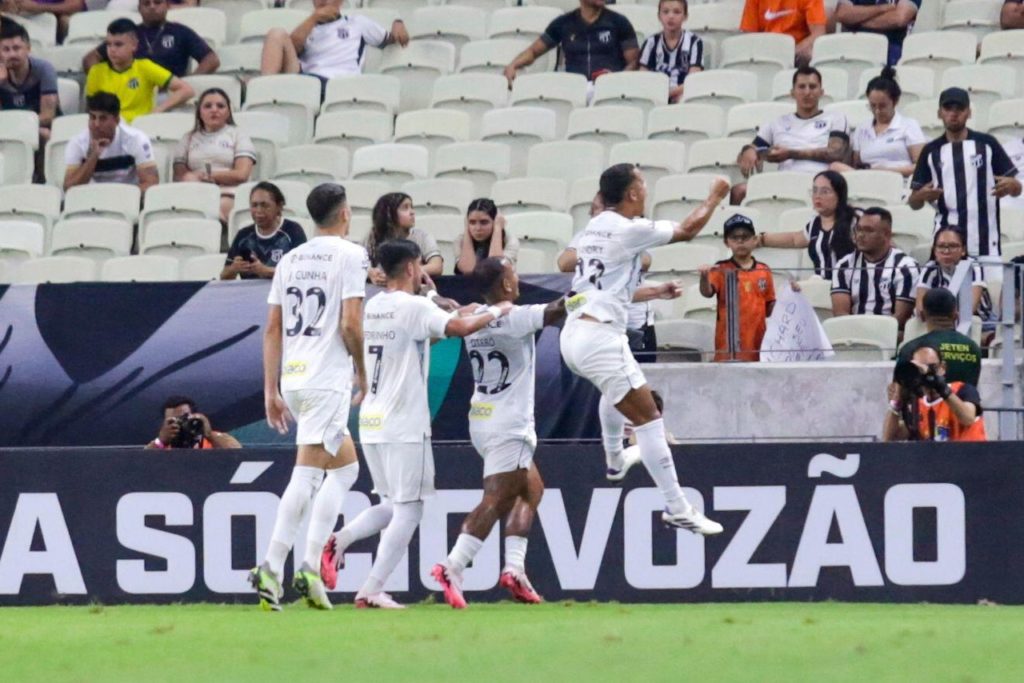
<box><xmin>221</xmin><ymin>182</ymin><xmax>307</xmax><ymax>280</ymax></box>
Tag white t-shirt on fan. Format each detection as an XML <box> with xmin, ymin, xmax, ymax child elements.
<box><xmin>301</xmin><ymin>14</ymin><xmax>389</xmax><ymax>79</ymax></box>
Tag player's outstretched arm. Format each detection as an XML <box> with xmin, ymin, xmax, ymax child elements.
<box><xmin>263</xmin><ymin>305</ymin><xmax>292</xmax><ymax>434</ymax></box>
<box><xmin>341</xmin><ymin>297</ymin><xmax>368</xmax><ymax>406</ymax></box>
<box><xmin>542</xmin><ymin>297</ymin><xmax>567</xmax><ymax>326</ymax></box>
<box><xmin>633</xmin><ymin>281</ymin><xmax>682</xmax><ymax>303</ymax></box>
<box><xmin>444</xmin><ymin>300</ymin><xmax>514</xmax><ymax>337</ymax></box>
<box><xmin>671</xmin><ymin>176</ymin><xmax>730</xmax><ymax>243</ymax></box>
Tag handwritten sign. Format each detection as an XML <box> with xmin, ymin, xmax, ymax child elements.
<box><xmin>760</xmin><ymin>285</ymin><xmax>834</xmax><ymax>361</ymax></box>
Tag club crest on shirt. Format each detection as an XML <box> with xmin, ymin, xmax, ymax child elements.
<box><xmin>598</xmin><ymin>30</ymin><xmax>611</xmax><ymax>44</ymax></box>
<box><xmin>970</xmin><ymin>154</ymin><xmax>983</xmax><ymax>169</ymax></box>
<box><xmin>337</xmin><ymin>27</ymin><xmax>350</xmax><ymax>39</ymax></box>
<box><xmin>128</xmin><ymin>78</ymin><xmax>140</xmax><ymax>90</ymax></box>
<box><xmin>758</xmin><ymin>278</ymin><xmax>768</xmax><ymax>292</ymax></box>
<box><xmin>161</xmin><ymin>35</ymin><xmax>175</xmax><ymax>49</ymax></box>
<box><xmin>271</xmin><ymin>249</ymin><xmax>284</xmax><ymax>263</ymax></box>
<box><xmin>814</xmin><ymin>120</ymin><xmax>828</xmax><ymax>130</ymax></box>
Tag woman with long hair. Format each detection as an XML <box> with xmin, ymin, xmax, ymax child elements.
<box><xmin>173</xmin><ymin>88</ymin><xmax>256</xmax><ymax>223</ymax></box>
<box><xmin>915</xmin><ymin>226</ymin><xmax>989</xmax><ymax>319</ymax></box>
<box><xmin>365</xmin><ymin>192</ymin><xmax>444</xmax><ymax>285</ymax></box>
<box><xmin>455</xmin><ymin>198</ymin><xmax>519</xmax><ymax>275</ymax></box>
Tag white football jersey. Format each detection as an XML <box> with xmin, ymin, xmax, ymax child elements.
<box><xmin>755</xmin><ymin>110</ymin><xmax>849</xmax><ymax>173</ymax></box>
<box><xmin>268</xmin><ymin>236</ymin><xmax>369</xmax><ymax>392</ymax></box>
<box><xmin>566</xmin><ymin>211</ymin><xmax>674</xmax><ymax>332</ymax></box>
<box><xmin>358</xmin><ymin>290</ymin><xmax>454</xmax><ymax>443</ymax></box>
<box><xmin>465</xmin><ymin>304</ymin><xmax>546</xmax><ymax>437</ymax></box>
<box><xmin>301</xmin><ymin>14</ymin><xmax>389</xmax><ymax>79</ymax></box>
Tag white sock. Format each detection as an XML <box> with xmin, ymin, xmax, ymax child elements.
<box><xmin>303</xmin><ymin>462</ymin><xmax>359</xmax><ymax>569</ymax></box>
<box><xmin>446</xmin><ymin>533</ymin><xmax>483</xmax><ymax>574</ymax></box>
<box><xmin>335</xmin><ymin>499</ymin><xmax>394</xmax><ymax>553</ymax></box>
<box><xmin>358</xmin><ymin>501</ymin><xmax>423</xmax><ymax>599</ymax></box>
<box><xmin>265</xmin><ymin>465</ymin><xmax>322</xmax><ymax>577</ymax></box>
<box><xmin>599</xmin><ymin>394</ymin><xmax>627</xmax><ymax>469</ymax></box>
<box><xmin>504</xmin><ymin>536</ymin><xmax>528</xmax><ymax>573</ymax></box>
<box><xmin>633</xmin><ymin>419</ymin><xmax>687</xmax><ymax>515</ymax></box>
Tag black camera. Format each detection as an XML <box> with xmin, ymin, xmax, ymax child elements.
<box><xmin>170</xmin><ymin>414</ymin><xmax>205</xmax><ymax>448</ymax></box>
<box><xmin>893</xmin><ymin>359</ymin><xmax>945</xmax><ymax>398</ymax></box>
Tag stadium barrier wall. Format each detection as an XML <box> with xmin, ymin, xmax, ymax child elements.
<box><xmin>2</xmin><ymin>442</ymin><xmax>1022</xmax><ymax>606</ymax></box>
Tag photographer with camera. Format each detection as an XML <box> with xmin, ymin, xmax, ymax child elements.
<box><xmin>146</xmin><ymin>395</ymin><xmax>242</xmax><ymax>449</ymax></box>
<box><xmin>883</xmin><ymin>345</ymin><xmax>987</xmax><ymax>442</ymax></box>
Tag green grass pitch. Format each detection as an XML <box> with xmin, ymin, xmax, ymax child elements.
<box><xmin>2</xmin><ymin>602</ymin><xmax>1023</xmax><ymax>682</ymax></box>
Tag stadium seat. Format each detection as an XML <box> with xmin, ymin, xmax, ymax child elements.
<box><xmin>940</xmin><ymin>0</ymin><xmax>1003</xmax><ymax>44</ymax></box>
<box><xmin>608</xmin><ymin>140</ymin><xmax>688</xmax><ymax>191</ymax></box>
<box><xmin>14</xmin><ymin>255</ymin><xmax>97</xmax><ymax>284</ymax></box>
<box><xmin>407</xmin><ymin>6</ymin><xmax>487</xmax><ymax>50</ymax></box>
<box><xmin>679</xmin><ymin>285</ymin><xmax>717</xmax><ymax>324</ymax></box>
<box><xmin>720</xmin><ymin>33</ymin><xmax>796</xmax><ymax>101</ymax></box>
<box><xmin>228</xmin><ymin>180</ymin><xmax>310</xmax><ymax>239</ymax></box>
<box><xmin>201</xmin><ymin>0</ymin><xmax>270</xmax><ymax>44</ymax></box>
<box><xmin>978</xmin><ymin>29</ymin><xmax>1024</xmax><ymax>84</ymax></box>
<box><xmin>487</xmin><ymin>6</ymin><xmax>561</xmax><ymax>41</ymax></box>
<box><xmin>480</xmin><ymin>106</ymin><xmax>558</xmax><ymax>176</ymax></box>
<box><xmin>686</xmin><ymin>2</ymin><xmax>743</xmax><ymax>68</ymax></box>
<box><xmin>66</xmin><ymin>10</ymin><xmax>140</xmax><ymax>45</ymax></box>
<box><xmin>132</xmin><ymin>112</ymin><xmax>193</xmax><ymax>173</ymax></box>
<box><xmin>62</xmin><ymin>184</ymin><xmax>142</xmax><ymax>224</ymax></box>
<box><xmin>505</xmin><ymin>211</ymin><xmax>574</xmax><ymax>264</ymax></box>
<box><xmin>215</xmin><ymin>44</ymin><xmax>264</xmax><ymax>81</ymax></box>
<box><xmin>742</xmin><ymin>172</ymin><xmax>814</xmax><ymax>229</ymax></box>
<box><xmin>139</xmin><ymin>182</ymin><xmax>221</xmax><ymax>243</ymax></box>
<box><xmin>234</xmin><ymin>111</ymin><xmax>291</xmax><ymax>180</ymax></box>
<box><xmin>680</xmin><ymin>69</ymin><xmax>758</xmax><ymax>114</ymax></box>
<box><xmin>885</xmin><ymin>205</ymin><xmax>935</xmax><ymax>252</ymax></box>
<box><xmin>592</xmin><ymin>72</ymin><xmax>670</xmax><ymax>118</ymax></box>
<box><xmin>772</xmin><ymin>66</ymin><xmax>850</xmax><ymax>105</ymax></box>
<box><xmin>648</xmin><ymin>243</ymin><xmax>721</xmax><ymax>287</ymax></box>
<box><xmin>940</xmin><ymin>65</ymin><xmax>1017</xmax><ymax>130</ymax></box>
<box><xmin>1001</xmin><ymin>206</ymin><xmax>1024</xmax><ymax>243</ymax></box>
<box><xmin>822</xmin><ymin>314</ymin><xmax>898</xmax><ymax>361</ymax></box>
<box><xmin>794</xmin><ymin>276</ymin><xmax>834</xmax><ymax>321</ymax></box>
<box><xmin>513</xmin><ymin>245</ymin><xmax>557</xmax><ymax>275</ymax></box>
<box><xmin>0</xmin><ymin>220</ymin><xmax>46</xmax><ymax>276</ymax></box>
<box><xmin>321</xmin><ymin>75</ymin><xmax>401</xmax><ymax>115</ymax></box>
<box><xmin>342</xmin><ymin>179</ymin><xmax>392</xmax><ymax>218</ymax></box>
<box><xmin>168</xmin><ymin>7</ymin><xmax>227</xmax><ymax>48</ymax></box>
<box><xmin>774</xmin><ymin>207</ymin><xmax>817</xmax><ymax>236</ymax></box>
<box><xmin>43</xmin><ymin>113</ymin><xmax>87</xmax><ymax>188</ymax></box>
<box><xmin>527</xmin><ymin>141</ymin><xmax>605</xmax><ymax>186</ymax></box>
<box><xmin>400</xmin><ymin>178</ymin><xmax>476</xmax><ymax>217</ymax></box>
<box><xmin>652</xmin><ymin>319</ymin><xmax>715</xmax><ymax>362</ymax></box>
<box><xmin>237</xmin><ymin>9</ymin><xmax>307</xmax><ymax>44</ymax></box>
<box><xmin>363</xmin><ymin>0</ymin><xmax>433</xmax><ymax>12</ymax></box>
<box><xmin>142</xmin><ymin>218</ymin><xmax>222</xmax><ymax>260</ymax></box>
<box><xmin>57</xmin><ymin>78</ymin><xmax>80</xmax><ymax>115</ymax></box>
<box><xmin>898</xmin><ymin>31</ymin><xmax>977</xmax><ymax>79</ymax></box>
<box><xmin>9</xmin><ymin>12</ymin><xmax>56</xmax><ymax>50</ymax></box>
<box><xmin>273</xmin><ymin>145</ymin><xmax>350</xmax><ymax>189</ymax></box>
<box><xmin>243</xmin><ymin>75</ymin><xmax>321</xmax><ymax>146</ymax></box>
<box><xmin>652</xmin><ymin>173</ymin><xmax>729</xmax><ymax>222</ymax></box>
<box><xmin>0</xmin><ymin>110</ymin><xmax>39</xmax><ymax>184</ymax></box>
<box><xmin>433</xmin><ymin>141</ymin><xmax>511</xmax><ymax>197</ymax></box>
<box><xmin>458</xmin><ymin>38</ymin><xmax>550</xmax><ymax>77</ymax></box>
<box><xmin>101</xmin><ymin>255</ymin><xmax>180</xmax><ymax>282</ymax></box>
<box><xmin>394</xmin><ymin>109</ymin><xmax>473</xmax><ymax>169</ymax></box>
<box><xmin>684</xmin><ymin>138</ymin><xmax>747</xmax><ymax>185</ymax></box>
<box><xmin>414</xmin><ymin>215</ymin><xmax>465</xmax><ymax>275</ymax></box>
<box><xmin>810</xmin><ymin>33</ymin><xmax>889</xmax><ymax>95</ymax></box>
<box><xmin>49</xmin><ymin>217</ymin><xmax>132</xmax><ymax>260</ymax></box>
<box><xmin>351</xmin><ymin>143</ymin><xmax>430</xmax><ymax>190</ymax></box>
<box><xmin>567</xmin><ymin>176</ymin><xmax>600</xmax><ymax>231</ymax></box>
<box><xmin>611</xmin><ymin>5</ymin><xmax>660</xmax><ymax>41</ymax></box>
<box><xmin>491</xmin><ymin>177</ymin><xmax>568</xmax><ymax>215</ymax></box>
<box><xmin>41</xmin><ymin>44</ymin><xmax>92</xmax><ymax>79</ymax></box>
<box><xmin>347</xmin><ymin>215</ymin><xmax>372</xmax><ymax>245</ymax></box>
<box><xmin>842</xmin><ymin>170</ymin><xmax>905</xmax><ymax>206</ymax></box>
<box><xmin>901</xmin><ymin>99</ymin><xmax>943</xmax><ymax>139</ymax></box>
<box><xmin>380</xmin><ymin>40</ymin><xmax>457</xmax><ymax>112</ymax></box>
<box><xmin>647</xmin><ymin>104</ymin><xmax>725</xmax><ymax>148</ymax></box>
<box><xmin>431</xmin><ymin>74</ymin><xmax>509</xmax><ymax>137</ymax></box>
<box><xmin>0</xmin><ymin>185</ymin><xmax>61</xmax><ymax>235</ymax></box>
<box><xmin>824</xmin><ymin>100</ymin><xmax>873</xmax><ymax>132</ymax></box>
<box><xmin>182</xmin><ymin>75</ymin><xmax>242</xmax><ymax>112</ymax></box>
<box><xmin>725</xmin><ymin>102</ymin><xmax>793</xmax><ymax>141</ymax></box>
<box><xmin>984</xmin><ymin>98</ymin><xmax>1024</xmax><ymax>141</ymax></box>
<box><xmin>566</xmin><ymin>105</ymin><xmax>644</xmax><ymax>155</ymax></box>
<box><xmin>510</xmin><ymin>72</ymin><xmax>589</xmax><ymax>137</ymax></box>
<box><xmin>313</xmin><ymin>110</ymin><xmax>394</xmax><ymax>159</ymax></box>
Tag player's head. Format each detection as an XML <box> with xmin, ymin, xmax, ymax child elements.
<box><xmin>105</xmin><ymin>18</ymin><xmax>138</xmax><ymax>67</ymax></box>
<box><xmin>466</xmin><ymin>198</ymin><xmax>499</xmax><ymax>245</ymax></box>
<box><xmin>162</xmin><ymin>395</ymin><xmax>197</xmax><ymax>419</ymax></box>
<box><xmin>378</xmin><ymin>239</ymin><xmax>423</xmax><ymax>290</ymax></box>
<box><xmin>86</xmin><ymin>92</ymin><xmax>121</xmax><ymax>141</ymax></box>
<box><xmin>921</xmin><ymin>287</ymin><xmax>958</xmax><ymax>328</ymax></box>
<box><xmin>475</xmin><ymin>256</ymin><xmax>518</xmax><ymax>304</ymax></box>
<box><xmin>938</xmin><ymin>87</ymin><xmax>971</xmax><ymax>134</ymax></box>
<box><xmin>658</xmin><ymin>0</ymin><xmax>688</xmax><ymax>31</ymax></box>
<box><xmin>791</xmin><ymin>66</ymin><xmax>823</xmax><ymax>111</ymax></box>
<box><xmin>138</xmin><ymin>0</ymin><xmax>169</xmax><ymax>27</ymax></box>
<box><xmin>600</xmin><ymin>163</ymin><xmax>646</xmax><ymax>217</ymax></box>
<box><xmin>307</xmin><ymin>183</ymin><xmax>351</xmax><ymax>232</ymax></box>
<box><xmin>722</xmin><ymin>214</ymin><xmax>756</xmax><ymax>257</ymax></box>
<box><xmin>855</xmin><ymin>207</ymin><xmax>892</xmax><ymax>256</ymax></box>
<box><xmin>0</xmin><ymin>20</ymin><xmax>31</xmax><ymax>70</ymax></box>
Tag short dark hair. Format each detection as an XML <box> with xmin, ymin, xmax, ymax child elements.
<box><xmin>922</xmin><ymin>287</ymin><xmax>958</xmax><ymax>319</ymax></box>
<box><xmin>162</xmin><ymin>395</ymin><xmax>196</xmax><ymax>415</ymax></box>
<box><xmin>250</xmin><ymin>181</ymin><xmax>286</xmax><ymax>208</ymax></box>
<box><xmin>861</xmin><ymin>206</ymin><xmax>892</xmax><ymax>226</ymax></box>
<box><xmin>86</xmin><ymin>92</ymin><xmax>121</xmax><ymax>116</ymax></box>
<box><xmin>599</xmin><ymin>163</ymin><xmax>638</xmax><ymax>206</ymax></box>
<box><xmin>0</xmin><ymin>19</ymin><xmax>30</xmax><ymax>43</ymax></box>
<box><xmin>107</xmin><ymin>17</ymin><xmax>138</xmax><ymax>36</ymax></box>
<box><xmin>473</xmin><ymin>256</ymin><xmax>508</xmax><ymax>298</ymax></box>
<box><xmin>792</xmin><ymin>65</ymin><xmax>822</xmax><ymax>86</ymax></box>
<box><xmin>378</xmin><ymin>239</ymin><xmax>421</xmax><ymax>279</ymax></box>
<box><xmin>306</xmin><ymin>183</ymin><xmax>347</xmax><ymax>227</ymax></box>
<box><xmin>658</xmin><ymin>0</ymin><xmax>688</xmax><ymax>12</ymax></box>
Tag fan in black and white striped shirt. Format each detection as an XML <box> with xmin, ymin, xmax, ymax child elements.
<box><xmin>831</xmin><ymin>208</ymin><xmax>918</xmax><ymax>328</ymax></box>
<box><xmin>915</xmin><ymin>226</ymin><xmax>991</xmax><ymax>320</ymax></box>
<box><xmin>638</xmin><ymin>0</ymin><xmax>704</xmax><ymax>103</ymax></box>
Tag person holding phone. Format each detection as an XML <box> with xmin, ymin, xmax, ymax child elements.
<box><xmin>221</xmin><ymin>182</ymin><xmax>307</xmax><ymax>280</ymax></box>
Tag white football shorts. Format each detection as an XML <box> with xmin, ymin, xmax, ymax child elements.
<box><xmin>282</xmin><ymin>389</ymin><xmax>350</xmax><ymax>455</ymax></box>
<box><xmin>470</xmin><ymin>429</ymin><xmax>536</xmax><ymax>479</ymax></box>
<box><xmin>362</xmin><ymin>438</ymin><xmax>436</xmax><ymax>503</ymax></box>
<box><xmin>560</xmin><ymin>319</ymin><xmax>647</xmax><ymax>404</ymax></box>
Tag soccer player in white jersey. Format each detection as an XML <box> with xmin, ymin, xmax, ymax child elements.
<box><xmin>249</xmin><ymin>183</ymin><xmax>369</xmax><ymax>612</ymax></box>
<box><xmin>432</xmin><ymin>257</ymin><xmax>566</xmax><ymax>609</ymax></box>
<box><xmin>561</xmin><ymin>164</ymin><xmax>730</xmax><ymax>534</ymax></box>
<box><xmin>346</xmin><ymin>239</ymin><xmax>513</xmax><ymax>609</ymax></box>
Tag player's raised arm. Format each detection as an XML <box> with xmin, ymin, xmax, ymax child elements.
<box><xmin>671</xmin><ymin>176</ymin><xmax>730</xmax><ymax>243</ymax></box>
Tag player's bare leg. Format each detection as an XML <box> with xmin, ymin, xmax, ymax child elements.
<box><xmin>500</xmin><ymin>464</ymin><xmax>544</xmax><ymax>603</ymax></box>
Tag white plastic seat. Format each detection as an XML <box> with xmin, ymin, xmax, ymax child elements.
<box><xmin>726</xmin><ymin>101</ymin><xmax>793</xmax><ymax>140</ymax></box>
<box><xmin>40</xmin><ymin>44</ymin><xmax>92</xmax><ymax>78</ymax></box>
<box><xmin>380</xmin><ymin>40</ymin><xmax>457</xmax><ymax>112</ymax></box>
<box><xmin>567</xmin><ymin>176</ymin><xmax>600</xmax><ymax>231</ymax></box>
<box><xmin>228</xmin><ymin>180</ymin><xmax>310</xmax><ymax>240</ymax></box>
<box><xmin>608</xmin><ymin>140</ymin><xmax>687</xmax><ymax>192</ymax></box>
<box><xmin>201</xmin><ymin>0</ymin><xmax>271</xmax><ymax>44</ymax></box>
<box><xmin>342</xmin><ymin>179</ymin><xmax>392</xmax><ymax>217</ymax></box>
<box><xmin>243</xmin><ymin>75</ymin><xmax>321</xmax><ymax>146</ymax></box>
<box><xmin>131</xmin><ymin>112</ymin><xmax>193</xmax><ymax>175</ymax></box>
<box><xmin>492</xmin><ymin>177</ymin><xmax>568</xmax><ymax>215</ymax></box>
<box><xmin>234</xmin><ymin>111</ymin><xmax>290</xmax><ymax>180</ymax></box>
<box><xmin>101</xmin><ymin>255</ymin><xmax>180</xmax><ymax>282</ymax></box>
<box><xmin>652</xmin><ymin>173</ymin><xmax>728</xmax><ymax>221</ymax></box>
<box><xmin>901</xmin><ymin>99</ymin><xmax>944</xmax><ymax>139</ymax></box>
<box><xmin>680</xmin><ymin>69</ymin><xmax>758</xmax><ymax>115</ymax></box>
<box><xmin>742</xmin><ymin>172</ymin><xmax>814</xmax><ymax>228</ymax></box>
<box><xmin>237</xmin><ymin>9</ymin><xmax>307</xmax><ymax>44</ymax></box>
<box><xmin>940</xmin><ymin>0</ymin><xmax>1003</xmax><ymax>44</ymax></box>
<box><xmin>885</xmin><ymin>204</ymin><xmax>935</xmax><ymax>251</ymax></box>
<box><xmin>686</xmin><ymin>2</ymin><xmax>743</xmax><ymax>68</ymax></box>
<box><xmin>488</xmin><ymin>6</ymin><xmax>561</xmax><ymax>41</ymax></box>
<box><xmin>347</xmin><ymin>215</ymin><xmax>373</xmax><ymax>246</ymax></box>
<box><xmin>514</xmin><ymin>245</ymin><xmax>556</xmax><ymax>274</ymax></box>
<box><xmin>413</xmin><ymin>215</ymin><xmax>465</xmax><ymax>274</ymax></box>
<box><xmin>720</xmin><ymin>33</ymin><xmax>796</xmax><ymax>101</ymax></box>
<box><xmin>14</xmin><ymin>255</ymin><xmax>97</xmax><ymax>284</ymax></box>
<box><xmin>794</xmin><ymin>276</ymin><xmax>834</xmax><ymax>321</ymax></box>
<box><xmin>433</xmin><ymin>142</ymin><xmax>511</xmax><ymax>197</ymax></box>
<box><xmin>313</xmin><ymin>110</ymin><xmax>394</xmax><ymax>159</ymax></box>
<box><xmin>566</xmin><ymin>105</ymin><xmax>644</xmax><ymax>155</ymax></box>
<box><xmin>648</xmin><ymin>243</ymin><xmax>722</xmax><ymax>286</ymax></box>
<box><xmin>182</xmin><ymin>75</ymin><xmax>242</xmax><ymax>113</ymax></box>
<box><xmin>351</xmin><ymin>143</ymin><xmax>430</xmax><ymax>190</ymax></box>
<box><xmin>215</xmin><ymin>44</ymin><xmax>264</xmax><ymax>80</ymax></box>
<box><xmin>526</xmin><ymin>141</ymin><xmax>605</xmax><ymax>186</ymax></box>
<box><xmin>167</xmin><ymin>7</ymin><xmax>227</xmax><ymax>48</ymax></box>
<box><xmin>430</xmin><ymin>73</ymin><xmax>509</xmax><ymax>138</ymax></box>
<box><xmin>898</xmin><ymin>31</ymin><xmax>977</xmax><ymax>80</ymax></box>
<box><xmin>0</xmin><ymin>110</ymin><xmax>40</xmax><ymax>184</ymax></box>
<box><xmin>57</xmin><ymin>77</ymin><xmax>81</xmax><ymax>115</ymax></box>
<box><xmin>394</xmin><ymin>109</ymin><xmax>473</xmax><ymax>169</ymax></box>
<box><xmin>842</xmin><ymin>170</ymin><xmax>905</xmax><ymax>206</ymax></box>
<box><xmin>822</xmin><ymin>314</ymin><xmax>899</xmax><ymax>360</ymax></box>
<box><xmin>44</xmin><ymin>113</ymin><xmax>87</xmax><ymax>188</ymax></box>
<box><xmin>62</xmin><ymin>184</ymin><xmax>142</xmax><ymax>224</ymax></box>
<box><xmin>772</xmin><ymin>66</ymin><xmax>850</xmax><ymax>105</ymax></box>
<box><xmin>0</xmin><ymin>220</ymin><xmax>46</xmax><ymax>275</ymax></box>
<box><xmin>986</xmin><ymin>99</ymin><xmax>1024</xmax><ymax>141</ymax></box>
<box><xmin>480</xmin><ymin>106</ymin><xmax>558</xmax><ymax>176</ymax></box>
<box><xmin>0</xmin><ymin>185</ymin><xmax>61</xmax><ymax>234</ymax></box>
<box><xmin>400</xmin><ymin>178</ymin><xmax>476</xmax><ymax>217</ymax></box>
<box><xmin>273</xmin><ymin>145</ymin><xmax>350</xmax><ymax>189</ymax></box>
<box><xmin>505</xmin><ymin>211</ymin><xmax>574</xmax><ymax>264</ymax></box>
<box><xmin>592</xmin><ymin>72</ymin><xmax>670</xmax><ymax>117</ymax></box>
<box><xmin>679</xmin><ymin>284</ymin><xmax>718</xmax><ymax>324</ymax></box>
<box><xmin>142</xmin><ymin>218</ymin><xmax>222</xmax><ymax>260</ymax></box>
<box><xmin>458</xmin><ymin>38</ymin><xmax>547</xmax><ymax>77</ymax></box>
<box><xmin>363</xmin><ymin>0</ymin><xmax>435</xmax><ymax>12</ymax></box>
<box><xmin>65</xmin><ymin>10</ymin><xmax>140</xmax><ymax>45</ymax></box>
<box><xmin>49</xmin><ymin>217</ymin><xmax>132</xmax><ymax>260</ymax></box>
<box><xmin>9</xmin><ymin>12</ymin><xmax>57</xmax><ymax>50</ymax></box>
<box><xmin>1000</xmin><ymin>206</ymin><xmax>1024</xmax><ymax>243</ymax></box>
<box><xmin>180</xmin><ymin>253</ymin><xmax>227</xmax><ymax>281</ymax></box>
<box><xmin>979</xmin><ymin>29</ymin><xmax>1024</xmax><ymax>84</ymax></box>
<box><xmin>851</xmin><ymin>65</ymin><xmax>933</xmax><ymax>105</ymax></box>
<box><xmin>824</xmin><ymin>99</ymin><xmax>873</xmax><ymax>132</ymax></box>
<box><xmin>611</xmin><ymin>5</ymin><xmax>661</xmax><ymax>41</ymax></box>
<box><xmin>940</xmin><ymin>65</ymin><xmax>1017</xmax><ymax>130</ymax></box>
<box><xmin>647</xmin><ymin>104</ymin><xmax>725</xmax><ymax>148</ymax></box>
<box><xmin>139</xmin><ymin>182</ymin><xmax>221</xmax><ymax>243</ymax></box>
<box><xmin>321</xmin><ymin>75</ymin><xmax>401</xmax><ymax>115</ymax></box>
<box><xmin>407</xmin><ymin>6</ymin><xmax>487</xmax><ymax>51</ymax></box>
<box><xmin>510</xmin><ymin>72</ymin><xmax>589</xmax><ymax>137</ymax></box>
<box><xmin>810</xmin><ymin>33</ymin><xmax>889</xmax><ymax>95</ymax></box>
<box><xmin>653</xmin><ymin>319</ymin><xmax>715</xmax><ymax>361</ymax></box>
<box><xmin>684</xmin><ymin>137</ymin><xmax>748</xmax><ymax>185</ymax></box>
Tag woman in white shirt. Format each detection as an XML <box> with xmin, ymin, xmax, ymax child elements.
<box><xmin>173</xmin><ymin>88</ymin><xmax>257</xmax><ymax>224</ymax></box>
<box><xmin>834</xmin><ymin>66</ymin><xmax>926</xmax><ymax>177</ymax></box>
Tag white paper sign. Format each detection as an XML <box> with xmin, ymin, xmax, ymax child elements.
<box><xmin>760</xmin><ymin>285</ymin><xmax>834</xmax><ymax>361</ymax></box>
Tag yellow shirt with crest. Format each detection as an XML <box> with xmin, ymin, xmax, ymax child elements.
<box><xmin>85</xmin><ymin>58</ymin><xmax>172</xmax><ymax>123</ymax></box>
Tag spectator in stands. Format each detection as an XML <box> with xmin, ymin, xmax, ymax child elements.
<box><xmin>222</xmin><ymin>182</ymin><xmax>307</xmax><ymax>281</ymax></box>
<box><xmin>740</xmin><ymin>0</ymin><xmax>826</xmax><ymax>67</ymax></box>
<box><xmin>831</xmin><ymin>206</ymin><xmax>917</xmax><ymax>335</ymax></box>
<box><xmin>84</xmin><ymin>0</ymin><xmax>219</xmax><ymax>78</ymax></box>
<box><xmin>899</xmin><ymin>287</ymin><xmax>982</xmax><ymax>385</ymax></box>
<box><xmin>832</xmin><ymin>66</ymin><xmax>925</xmax><ymax>177</ymax></box>
<box><xmin>260</xmin><ymin>0</ymin><xmax>409</xmax><ymax>93</ymax></box>
<box><xmin>0</xmin><ymin>0</ymin><xmax>83</xmax><ymax>44</ymax></box>
<box><xmin>365</xmin><ymin>192</ymin><xmax>443</xmax><ymax>286</ymax></box>
<box><xmin>1001</xmin><ymin>0</ymin><xmax>1024</xmax><ymax>29</ymax></box>
<box><xmin>455</xmin><ymin>199</ymin><xmax>519</xmax><ymax>276</ymax></box>
<box><xmin>1001</xmin><ymin>134</ymin><xmax>1024</xmax><ymax>212</ymax></box>
<box><xmin>174</xmin><ymin>88</ymin><xmax>256</xmax><ymax>224</ymax></box>
<box><xmin>757</xmin><ymin>170</ymin><xmax>858</xmax><ymax>279</ymax></box>
<box><xmin>834</xmin><ymin>0</ymin><xmax>919</xmax><ymax>66</ymax></box>
<box><xmin>64</xmin><ymin>91</ymin><xmax>158</xmax><ymax>193</ymax></box>
<box><xmin>146</xmin><ymin>395</ymin><xmax>242</xmax><ymax>449</ymax></box>
<box><xmin>0</xmin><ymin>20</ymin><xmax>57</xmax><ymax>138</ymax></box>
<box><xmin>106</xmin><ymin>0</ymin><xmax>196</xmax><ymax>10</ymax></box>
<box><xmin>699</xmin><ymin>214</ymin><xmax>776</xmax><ymax>362</ymax></box>
<box><xmin>504</xmin><ymin>0</ymin><xmax>639</xmax><ymax>87</ymax></box>
<box><xmin>734</xmin><ymin>66</ymin><xmax>850</xmax><ymax>204</ymax></box>
<box><xmin>883</xmin><ymin>344</ymin><xmax>986</xmax><ymax>442</ymax></box>
<box><xmin>915</xmin><ymin>226</ymin><xmax>990</xmax><ymax>321</ymax></box>
<box><xmin>85</xmin><ymin>18</ymin><xmax>194</xmax><ymax>123</ymax></box>
<box><xmin>638</xmin><ymin>0</ymin><xmax>703</xmax><ymax>104</ymax></box>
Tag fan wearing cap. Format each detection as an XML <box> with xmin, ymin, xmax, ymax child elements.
<box><xmin>698</xmin><ymin>214</ymin><xmax>776</xmax><ymax>362</ymax></box>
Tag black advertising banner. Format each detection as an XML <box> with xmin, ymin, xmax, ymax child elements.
<box><xmin>2</xmin><ymin>442</ymin><xmax>1022</xmax><ymax>605</ymax></box>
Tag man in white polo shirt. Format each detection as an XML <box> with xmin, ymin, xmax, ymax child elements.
<box><xmin>260</xmin><ymin>0</ymin><xmax>409</xmax><ymax>94</ymax></box>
